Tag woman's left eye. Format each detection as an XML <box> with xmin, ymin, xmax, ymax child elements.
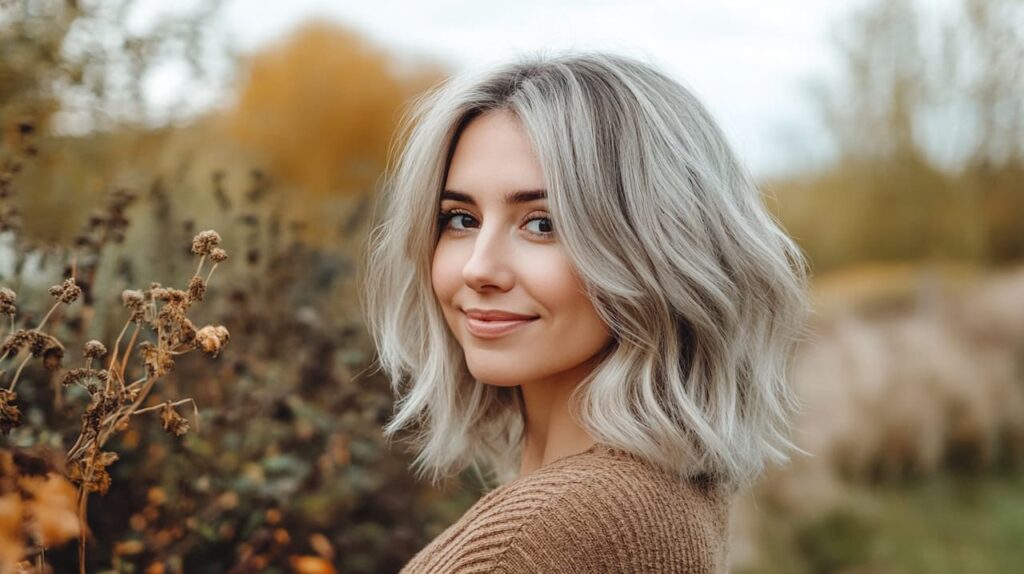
<box><xmin>524</xmin><ymin>216</ymin><xmax>554</xmax><ymax>236</ymax></box>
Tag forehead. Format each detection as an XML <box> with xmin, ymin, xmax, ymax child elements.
<box><xmin>443</xmin><ymin>110</ymin><xmax>546</xmax><ymax>203</ymax></box>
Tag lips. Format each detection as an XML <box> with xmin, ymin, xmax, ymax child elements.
<box><xmin>462</xmin><ymin>308</ymin><xmax>538</xmax><ymax>339</ymax></box>
<box><xmin>463</xmin><ymin>308</ymin><xmax>538</xmax><ymax>321</ymax></box>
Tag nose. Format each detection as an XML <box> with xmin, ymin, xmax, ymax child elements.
<box><xmin>462</xmin><ymin>224</ymin><xmax>514</xmax><ymax>292</ymax></box>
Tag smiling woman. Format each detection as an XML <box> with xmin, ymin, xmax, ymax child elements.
<box><xmin>359</xmin><ymin>49</ymin><xmax>812</xmax><ymax>573</ymax></box>
<box><xmin>432</xmin><ymin>109</ymin><xmax>616</xmax><ymax>476</ymax></box>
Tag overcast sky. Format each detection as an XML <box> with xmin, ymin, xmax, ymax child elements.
<box><xmin>133</xmin><ymin>0</ymin><xmax>888</xmax><ymax>178</ymax></box>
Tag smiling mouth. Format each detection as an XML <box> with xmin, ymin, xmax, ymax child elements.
<box><xmin>464</xmin><ymin>316</ymin><xmax>538</xmax><ymax>339</ymax></box>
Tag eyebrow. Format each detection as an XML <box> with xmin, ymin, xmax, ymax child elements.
<box><xmin>440</xmin><ymin>189</ymin><xmax>547</xmax><ymax>206</ymax></box>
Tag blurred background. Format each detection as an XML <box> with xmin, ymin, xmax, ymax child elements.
<box><xmin>0</xmin><ymin>0</ymin><xmax>1022</xmax><ymax>572</ymax></box>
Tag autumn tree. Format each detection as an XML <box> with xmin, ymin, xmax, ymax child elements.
<box><xmin>222</xmin><ymin>19</ymin><xmax>447</xmax><ymax>239</ymax></box>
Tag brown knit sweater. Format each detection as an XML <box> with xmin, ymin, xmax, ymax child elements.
<box><xmin>399</xmin><ymin>443</ymin><xmax>732</xmax><ymax>573</ymax></box>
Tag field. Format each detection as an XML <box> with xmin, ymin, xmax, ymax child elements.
<box><xmin>1</xmin><ymin>0</ymin><xmax>1022</xmax><ymax>572</ymax></box>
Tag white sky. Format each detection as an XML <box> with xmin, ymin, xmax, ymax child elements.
<box><xmin>132</xmin><ymin>0</ymin><xmax>889</xmax><ymax>178</ymax></box>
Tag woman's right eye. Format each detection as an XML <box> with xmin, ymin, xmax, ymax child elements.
<box><xmin>438</xmin><ymin>209</ymin><xmax>476</xmax><ymax>233</ymax></box>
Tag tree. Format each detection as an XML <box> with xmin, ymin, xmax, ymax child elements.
<box><xmin>222</xmin><ymin>20</ymin><xmax>448</xmax><ymax>200</ymax></box>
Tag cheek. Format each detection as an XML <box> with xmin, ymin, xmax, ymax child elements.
<box><xmin>430</xmin><ymin>244</ymin><xmax>460</xmax><ymax>303</ymax></box>
<box><xmin>529</xmin><ymin>255</ymin><xmax>609</xmax><ymax>338</ymax></box>
<box><xmin>527</xmin><ymin>253</ymin><xmax>586</xmax><ymax>311</ymax></box>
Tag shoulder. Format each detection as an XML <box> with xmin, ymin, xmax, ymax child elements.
<box><xmin>400</xmin><ymin>444</ymin><xmax>733</xmax><ymax>574</ymax></box>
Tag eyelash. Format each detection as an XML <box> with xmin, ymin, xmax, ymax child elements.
<box><xmin>437</xmin><ymin>209</ymin><xmax>555</xmax><ymax>239</ymax></box>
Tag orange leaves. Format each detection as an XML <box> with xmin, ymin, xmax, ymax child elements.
<box><xmin>0</xmin><ymin>470</ymin><xmax>80</xmax><ymax>569</ymax></box>
<box><xmin>19</xmin><ymin>472</ymin><xmax>80</xmax><ymax>547</ymax></box>
<box><xmin>222</xmin><ymin>20</ymin><xmax>447</xmax><ymax>202</ymax></box>
<box><xmin>225</xmin><ymin>21</ymin><xmax>400</xmax><ymax>197</ymax></box>
<box><xmin>289</xmin><ymin>555</ymin><xmax>337</xmax><ymax>574</ymax></box>
<box><xmin>0</xmin><ymin>492</ymin><xmax>25</xmax><ymax>572</ymax></box>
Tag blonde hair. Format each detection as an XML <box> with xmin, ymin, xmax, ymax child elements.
<box><xmin>359</xmin><ymin>49</ymin><xmax>813</xmax><ymax>495</ymax></box>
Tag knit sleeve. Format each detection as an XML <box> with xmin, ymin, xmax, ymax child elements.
<box><xmin>400</xmin><ymin>480</ymin><xmax>723</xmax><ymax>573</ymax></box>
<box><xmin>490</xmin><ymin>491</ymin><xmax>626</xmax><ymax>573</ymax></box>
<box><xmin>490</xmin><ymin>481</ymin><xmax>724</xmax><ymax>574</ymax></box>
<box><xmin>399</xmin><ymin>453</ymin><xmax>730</xmax><ymax>574</ymax></box>
<box><xmin>400</xmin><ymin>482</ymin><xmax>618</xmax><ymax>574</ymax></box>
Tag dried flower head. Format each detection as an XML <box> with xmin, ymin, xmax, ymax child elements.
<box><xmin>0</xmin><ymin>389</ymin><xmax>21</xmax><ymax>435</ymax></box>
<box><xmin>138</xmin><ymin>341</ymin><xmax>174</xmax><ymax>378</ymax></box>
<box><xmin>15</xmin><ymin>331</ymin><xmax>66</xmax><ymax>371</ymax></box>
<box><xmin>68</xmin><ymin>444</ymin><xmax>118</xmax><ymax>495</ymax></box>
<box><xmin>0</xmin><ymin>286</ymin><xmax>16</xmax><ymax>316</ymax></box>
<box><xmin>179</xmin><ymin>317</ymin><xmax>197</xmax><ymax>347</ymax></box>
<box><xmin>209</xmin><ymin>247</ymin><xmax>228</xmax><ymax>263</ymax></box>
<box><xmin>87</xmin><ymin>209</ymin><xmax>105</xmax><ymax>229</ymax></box>
<box><xmin>148</xmin><ymin>285</ymin><xmax>169</xmax><ymax>302</ymax></box>
<box><xmin>191</xmin><ymin>230</ymin><xmax>222</xmax><ymax>256</ymax></box>
<box><xmin>83</xmin><ymin>340</ymin><xmax>107</xmax><ymax>359</ymax></box>
<box><xmin>122</xmin><ymin>289</ymin><xmax>146</xmax><ymax>322</ymax></box>
<box><xmin>160</xmin><ymin>402</ymin><xmax>189</xmax><ymax>437</ymax></box>
<box><xmin>42</xmin><ymin>344</ymin><xmax>64</xmax><ymax>371</ymax></box>
<box><xmin>27</xmin><ymin>331</ymin><xmax>62</xmax><ymax>357</ymax></box>
<box><xmin>47</xmin><ymin>277</ymin><xmax>82</xmax><ymax>304</ymax></box>
<box><xmin>187</xmin><ymin>276</ymin><xmax>206</xmax><ymax>303</ymax></box>
<box><xmin>60</xmin><ymin>368</ymin><xmax>110</xmax><ymax>393</ymax></box>
<box><xmin>195</xmin><ymin>325</ymin><xmax>230</xmax><ymax>358</ymax></box>
<box><xmin>0</xmin><ymin>329</ymin><xmax>30</xmax><ymax>356</ymax></box>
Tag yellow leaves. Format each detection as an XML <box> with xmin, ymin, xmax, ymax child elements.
<box><xmin>220</xmin><ymin>19</ymin><xmax>448</xmax><ymax>243</ymax></box>
<box><xmin>19</xmin><ymin>472</ymin><xmax>80</xmax><ymax>547</ymax></box>
<box><xmin>224</xmin><ymin>20</ymin><xmax>409</xmax><ymax>197</ymax></box>
<box><xmin>216</xmin><ymin>491</ymin><xmax>240</xmax><ymax>511</ymax></box>
<box><xmin>308</xmin><ymin>532</ymin><xmax>335</xmax><ymax>562</ymax></box>
<box><xmin>0</xmin><ymin>493</ymin><xmax>25</xmax><ymax>573</ymax></box>
<box><xmin>114</xmin><ymin>539</ymin><xmax>145</xmax><ymax>556</ymax></box>
<box><xmin>147</xmin><ymin>486</ymin><xmax>167</xmax><ymax>507</ymax></box>
<box><xmin>265</xmin><ymin>508</ymin><xmax>282</xmax><ymax>525</ymax></box>
<box><xmin>0</xmin><ymin>471</ymin><xmax>80</xmax><ymax>570</ymax></box>
<box><xmin>289</xmin><ymin>555</ymin><xmax>337</xmax><ymax>574</ymax></box>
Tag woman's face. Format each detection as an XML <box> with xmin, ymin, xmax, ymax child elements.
<box><xmin>431</xmin><ymin>109</ymin><xmax>612</xmax><ymax>387</ymax></box>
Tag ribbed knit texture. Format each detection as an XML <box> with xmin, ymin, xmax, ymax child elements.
<box><xmin>399</xmin><ymin>443</ymin><xmax>732</xmax><ymax>573</ymax></box>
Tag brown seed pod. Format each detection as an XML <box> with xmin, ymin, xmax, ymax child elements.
<box><xmin>195</xmin><ymin>325</ymin><xmax>230</xmax><ymax>358</ymax></box>
<box><xmin>83</xmin><ymin>339</ymin><xmax>107</xmax><ymax>359</ymax></box>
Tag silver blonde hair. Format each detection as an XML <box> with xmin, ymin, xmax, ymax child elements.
<box><xmin>359</xmin><ymin>49</ymin><xmax>813</xmax><ymax>495</ymax></box>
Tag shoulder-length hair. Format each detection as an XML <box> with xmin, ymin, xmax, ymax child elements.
<box><xmin>359</xmin><ymin>49</ymin><xmax>813</xmax><ymax>495</ymax></box>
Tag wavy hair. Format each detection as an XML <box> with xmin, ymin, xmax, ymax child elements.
<box><xmin>359</xmin><ymin>49</ymin><xmax>813</xmax><ymax>495</ymax></box>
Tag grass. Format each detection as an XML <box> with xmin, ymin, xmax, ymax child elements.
<box><xmin>743</xmin><ymin>468</ymin><xmax>1024</xmax><ymax>574</ymax></box>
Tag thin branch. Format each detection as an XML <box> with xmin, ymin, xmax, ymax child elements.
<box><xmin>7</xmin><ymin>352</ymin><xmax>32</xmax><ymax>392</ymax></box>
<box><xmin>205</xmin><ymin>262</ymin><xmax>218</xmax><ymax>285</ymax></box>
<box><xmin>118</xmin><ymin>322</ymin><xmax>141</xmax><ymax>383</ymax></box>
<box><xmin>105</xmin><ymin>319</ymin><xmax>132</xmax><ymax>393</ymax></box>
<box><xmin>35</xmin><ymin>300</ymin><xmax>63</xmax><ymax>332</ymax></box>
<box><xmin>133</xmin><ymin>397</ymin><xmax>193</xmax><ymax>416</ymax></box>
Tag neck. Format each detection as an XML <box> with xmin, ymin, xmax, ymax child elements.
<box><xmin>515</xmin><ymin>357</ymin><xmax>601</xmax><ymax>479</ymax></box>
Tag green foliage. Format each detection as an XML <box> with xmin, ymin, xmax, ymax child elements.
<box><xmin>744</xmin><ymin>470</ymin><xmax>1024</xmax><ymax>574</ymax></box>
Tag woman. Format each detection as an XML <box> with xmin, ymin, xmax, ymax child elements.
<box><xmin>360</xmin><ymin>50</ymin><xmax>812</xmax><ymax>573</ymax></box>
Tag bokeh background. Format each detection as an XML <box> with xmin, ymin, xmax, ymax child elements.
<box><xmin>1</xmin><ymin>0</ymin><xmax>1022</xmax><ymax>572</ymax></box>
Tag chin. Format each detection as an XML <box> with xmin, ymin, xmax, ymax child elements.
<box><xmin>466</xmin><ymin>362</ymin><xmax>531</xmax><ymax>388</ymax></box>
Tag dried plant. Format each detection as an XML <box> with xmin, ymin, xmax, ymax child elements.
<box><xmin>0</xmin><ymin>230</ymin><xmax>230</xmax><ymax>573</ymax></box>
